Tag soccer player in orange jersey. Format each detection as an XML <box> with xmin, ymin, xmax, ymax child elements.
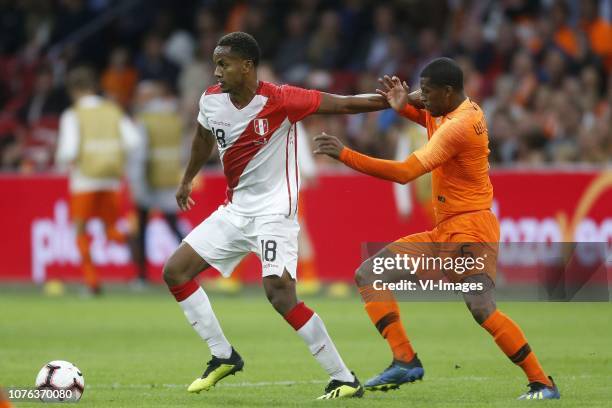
<box><xmin>314</xmin><ymin>58</ymin><xmax>560</xmax><ymax>400</ymax></box>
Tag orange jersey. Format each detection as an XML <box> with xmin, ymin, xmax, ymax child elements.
<box><xmin>339</xmin><ymin>98</ymin><xmax>493</xmax><ymax>225</ymax></box>
<box><xmin>411</xmin><ymin>98</ymin><xmax>493</xmax><ymax>223</ymax></box>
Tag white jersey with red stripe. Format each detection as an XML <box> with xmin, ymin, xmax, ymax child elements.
<box><xmin>197</xmin><ymin>81</ymin><xmax>321</xmax><ymax>217</ymax></box>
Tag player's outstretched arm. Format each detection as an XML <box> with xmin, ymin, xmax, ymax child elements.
<box><xmin>176</xmin><ymin>124</ymin><xmax>215</xmax><ymax>211</ymax></box>
<box><xmin>316</xmin><ymin>92</ymin><xmax>389</xmax><ymax>114</ymax></box>
<box><xmin>313</xmin><ymin>133</ymin><xmax>427</xmax><ymax>185</ymax></box>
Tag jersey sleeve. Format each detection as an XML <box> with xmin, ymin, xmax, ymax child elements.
<box><xmin>281</xmin><ymin>85</ymin><xmax>322</xmax><ymax>123</ymax></box>
<box><xmin>413</xmin><ymin>118</ymin><xmax>465</xmax><ymax>171</ymax></box>
<box><xmin>400</xmin><ymin>104</ymin><xmax>427</xmax><ymax>127</ymax></box>
<box><xmin>55</xmin><ymin>109</ymin><xmax>79</xmax><ymax>168</ymax></box>
<box><xmin>339</xmin><ymin>148</ymin><xmax>427</xmax><ymax>185</ymax></box>
<box><xmin>197</xmin><ymin>92</ymin><xmax>210</xmax><ymax>130</ymax></box>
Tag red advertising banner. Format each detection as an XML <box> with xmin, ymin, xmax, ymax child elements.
<box><xmin>1</xmin><ymin>170</ymin><xmax>610</xmax><ymax>283</ymax></box>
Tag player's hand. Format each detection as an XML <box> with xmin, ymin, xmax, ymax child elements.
<box><xmin>176</xmin><ymin>181</ymin><xmax>196</xmax><ymax>211</ymax></box>
<box><xmin>376</xmin><ymin>75</ymin><xmax>410</xmax><ymax>112</ymax></box>
<box><xmin>313</xmin><ymin>132</ymin><xmax>344</xmax><ymax>160</ymax></box>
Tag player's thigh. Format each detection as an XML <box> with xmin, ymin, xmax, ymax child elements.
<box><xmin>252</xmin><ymin>215</ymin><xmax>300</xmax><ymax>280</ymax></box>
<box><xmin>356</xmin><ymin>231</ymin><xmax>436</xmax><ymax>286</ymax></box>
<box><xmin>182</xmin><ymin>206</ymin><xmax>250</xmax><ymax>278</ymax></box>
<box><xmin>70</xmin><ymin>192</ymin><xmax>96</xmax><ymax>230</ymax></box>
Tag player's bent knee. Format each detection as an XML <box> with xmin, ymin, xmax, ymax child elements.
<box><xmin>162</xmin><ymin>261</ymin><xmax>177</xmax><ymax>286</ymax></box>
<box><xmin>162</xmin><ymin>253</ymin><xmax>186</xmax><ymax>287</ymax></box>
<box><xmin>354</xmin><ymin>261</ymin><xmax>375</xmax><ymax>287</ymax></box>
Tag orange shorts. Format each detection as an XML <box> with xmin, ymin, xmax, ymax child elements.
<box><xmin>70</xmin><ymin>190</ymin><xmax>121</xmax><ymax>225</ymax></box>
<box><xmin>388</xmin><ymin>210</ymin><xmax>500</xmax><ymax>282</ymax></box>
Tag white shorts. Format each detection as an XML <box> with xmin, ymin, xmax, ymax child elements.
<box><xmin>183</xmin><ymin>205</ymin><xmax>300</xmax><ymax>279</ymax></box>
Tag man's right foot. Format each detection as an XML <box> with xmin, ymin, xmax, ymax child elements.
<box><xmin>187</xmin><ymin>348</ymin><xmax>244</xmax><ymax>393</ymax></box>
<box><xmin>364</xmin><ymin>354</ymin><xmax>424</xmax><ymax>391</ymax></box>
<box><xmin>517</xmin><ymin>376</ymin><xmax>560</xmax><ymax>400</ymax></box>
<box><xmin>317</xmin><ymin>372</ymin><xmax>364</xmax><ymax>399</ymax></box>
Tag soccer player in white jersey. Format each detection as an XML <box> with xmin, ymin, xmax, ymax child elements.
<box><xmin>162</xmin><ymin>32</ymin><xmax>388</xmax><ymax>400</ymax></box>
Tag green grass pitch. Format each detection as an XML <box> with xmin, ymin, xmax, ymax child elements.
<box><xmin>2</xmin><ymin>288</ymin><xmax>611</xmax><ymax>407</ymax></box>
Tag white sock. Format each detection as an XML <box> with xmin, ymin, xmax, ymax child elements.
<box><xmin>297</xmin><ymin>313</ymin><xmax>354</xmax><ymax>382</ymax></box>
<box><xmin>179</xmin><ymin>287</ymin><xmax>232</xmax><ymax>359</ymax></box>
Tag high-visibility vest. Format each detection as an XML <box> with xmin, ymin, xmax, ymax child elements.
<box><xmin>75</xmin><ymin>101</ymin><xmax>124</xmax><ymax>179</ymax></box>
<box><xmin>139</xmin><ymin>111</ymin><xmax>183</xmax><ymax>189</ymax></box>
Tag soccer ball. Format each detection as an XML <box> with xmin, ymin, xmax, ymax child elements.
<box><xmin>35</xmin><ymin>360</ymin><xmax>84</xmax><ymax>402</ymax></box>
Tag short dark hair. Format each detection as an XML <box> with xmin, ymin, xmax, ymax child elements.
<box><xmin>66</xmin><ymin>66</ymin><xmax>97</xmax><ymax>91</ymax></box>
<box><xmin>217</xmin><ymin>32</ymin><xmax>261</xmax><ymax>67</ymax></box>
<box><xmin>420</xmin><ymin>57</ymin><xmax>464</xmax><ymax>91</ymax></box>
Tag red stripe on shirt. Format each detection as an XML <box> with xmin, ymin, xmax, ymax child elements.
<box><xmin>222</xmin><ymin>99</ymin><xmax>287</xmax><ymax>203</ymax></box>
<box><xmin>293</xmin><ymin>124</ymin><xmax>299</xmax><ymax>216</ymax></box>
<box><xmin>285</xmin><ymin>128</ymin><xmax>292</xmax><ymax>216</ymax></box>
<box><xmin>204</xmin><ymin>84</ymin><xmax>222</xmax><ymax>95</ymax></box>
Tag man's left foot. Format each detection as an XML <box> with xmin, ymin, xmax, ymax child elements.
<box><xmin>517</xmin><ymin>376</ymin><xmax>560</xmax><ymax>400</ymax></box>
<box><xmin>364</xmin><ymin>354</ymin><xmax>424</xmax><ymax>391</ymax></box>
<box><xmin>316</xmin><ymin>373</ymin><xmax>364</xmax><ymax>399</ymax></box>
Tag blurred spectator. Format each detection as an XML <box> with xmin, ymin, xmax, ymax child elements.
<box><xmin>509</xmin><ymin>50</ymin><xmax>537</xmax><ymax>107</ymax></box>
<box><xmin>455</xmin><ymin>23</ymin><xmax>495</xmax><ymax>74</ymax></box>
<box><xmin>156</xmin><ymin>10</ymin><xmax>195</xmax><ymax>68</ymax></box>
<box><xmin>101</xmin><ymin>47</ymin><xmax>138</xmax><ymax>109</ymax></box>
<box><xmin>308</xmin><ymin>10</ymin><xmax>343</xmax><ymax>70</ymax></box>
<box><xmin>130</xmin><ymin>80</ymin><xmax>184</xmax><ymax>285</ymax></box>
<box><xmin>551</xmin><ymin>0</ymin><xmax>579</xmax><ymax>58</ymax></box>
<box><xmin>13</xmin><ymin>64</ymin><xmax>69</xmax><ymax>172</ymax></box>
<box><xmin>362</xmin><ymin>5</ymin><xmax>399</xmax><ymax>76</ymax></box>
<box><xmin>411</xmin><ymin>29</ymin><xmax>442</xmax><ymax>85</ymax></box>
<box><xmin>242</xmin><ymin>5</ymin><xmax>279</xmax><ymax>61</ymax></box>
<box><xmin>194</xmin><ymin>7</ymin><xmax>221</xmax><ymax>38</ymax></box>
<box><xmin>55</xmin><ymin>66</ymin><xmax>141</xmax><ymax>295</ymax></box>
<box><xmin>17</xmin><ymin>65</ymin><xmax>68</xmax><ymax>127</ymax></box>
<box><xmin>489</xmin><ymin>109</ymin><xmax>519</xmax><ymax>164</ymax></box>
<box><xmin>178</xmin><ymin>33</ymin><xmax>216</xmax><ymax>132</ymax></box>
<box><xmin>275</xmin><ymin>12</ymin><xmax>311</xmax><ymax>83</ymax></box>
<box><xmin>540</xmin><ymin>48</ymin><xmax>568</xmax><ymax>87</ymax></box>
<box><xmin>135</xmin><ymin>32</ymin><xmax>180</xmax><ymax>90</ymax></box>
<box><xmin>456</xmin><ymin>55</ymin><xmax>485</xmax><ymax>103</ymax></box>
<box><xmin>579</xmin><ymin>0</ymin><xmax>612</xmax><ymax>72</ymax></box>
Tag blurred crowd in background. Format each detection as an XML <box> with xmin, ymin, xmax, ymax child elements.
<box><xmin>0</xmin><ymin>0</ymin><xmax>611</xmax><ymax>174</ymax></box>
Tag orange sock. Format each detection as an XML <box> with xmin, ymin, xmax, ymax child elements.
<box><xmin>481</xmin><ymin>310</ymin><xmax>551</xmax><ymax>386</ymax></box>
<box><xmin>0</xmin><ymin>387</ymin><xmax>13</xmax><ymax>408</ymax></box>
<box><xmin>359</xmin><ymin>286</ymin><xmax>415</xmax><ymax>363</ymax></box>
<box><xmin>77</xmin><ymin>234</ymin><xmax>98</xmax><ymax>290</ymax></box>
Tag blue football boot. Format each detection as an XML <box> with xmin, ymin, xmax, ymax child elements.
<box><xmin>364</xmin><ymin>354</ymin><xmax>424</xmax><ymax>391</ymax></box>
<box><xmin>517</xmin><ymin>376</ymin><xmax>560</xmax><ymax>400</ymax></box>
